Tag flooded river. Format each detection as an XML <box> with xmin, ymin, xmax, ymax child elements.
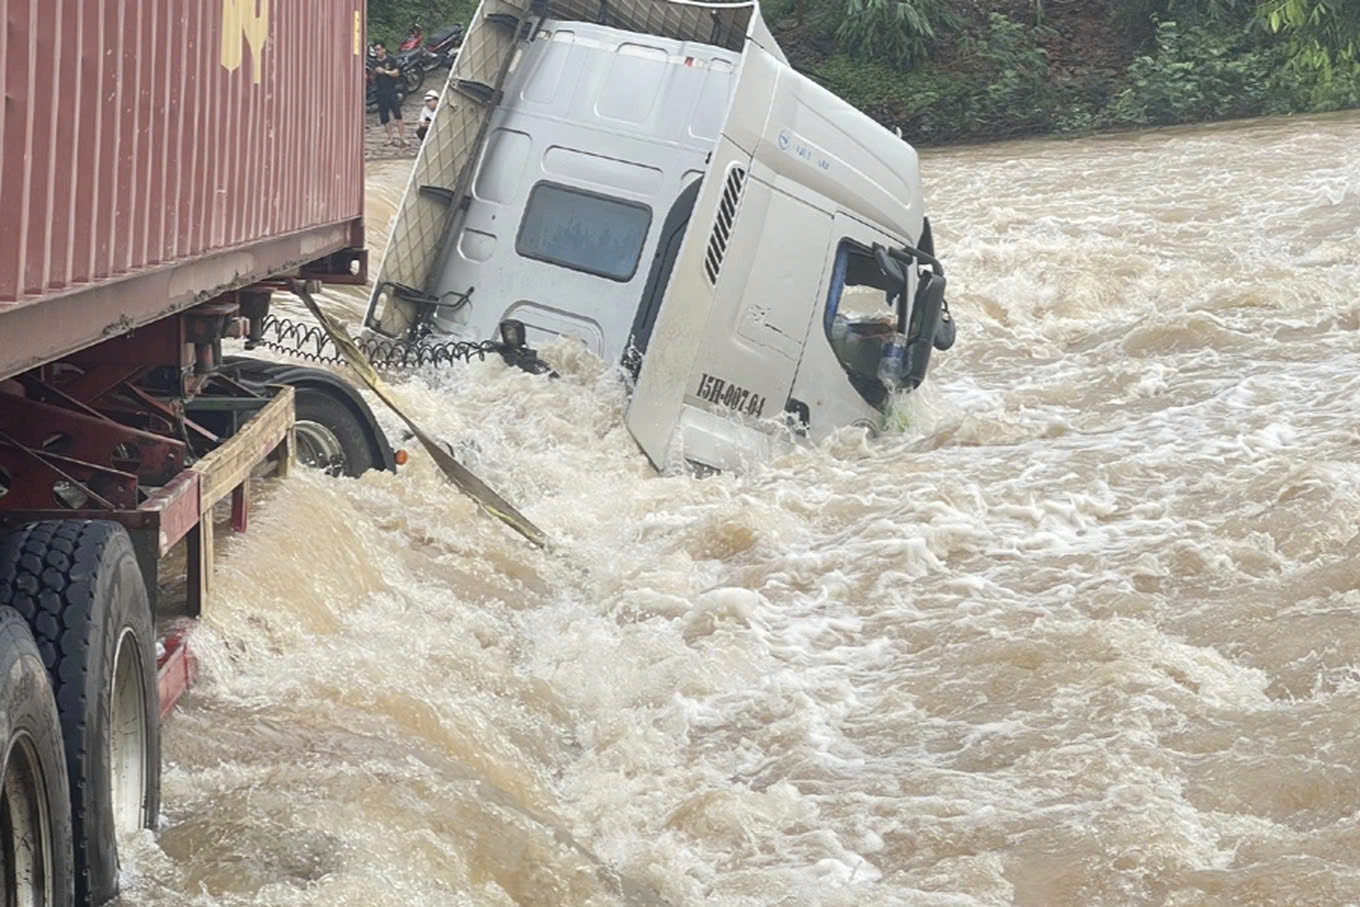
<box><xmin>122</xmin><ymin>111</ymin><xmax>1360</xmax><ymax>905</ymax></box>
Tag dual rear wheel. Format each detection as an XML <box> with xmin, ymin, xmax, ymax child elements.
<box><xmin>0</xmin><ymin>606</ymin><xmax>73</xmax><ymax>906</ymax></box>
<box><xmin>0</xmin><ymin>373</ymin><xmax>389</xmax><ymax>904</ymax></box>
<box><xmin>0</xmin><ymin>521</ymin><xmax>159</xmax><ymax>906</ymax></box>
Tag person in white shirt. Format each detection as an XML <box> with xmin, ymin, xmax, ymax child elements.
<box><xmin>417</xmin><ymin>90</ymin><xmax>439</xmax><ymax>142</ymax></box>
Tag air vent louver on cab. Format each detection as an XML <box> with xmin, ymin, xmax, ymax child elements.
<box><xmin>704</xmin><ymin>166</ymin><xmax>746</xmax><ymax>285</ymax></box>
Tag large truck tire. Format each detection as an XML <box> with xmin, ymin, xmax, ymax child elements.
<box><xmin>0</xmin><ymin>521</ymin><xmax>160</xmax><ymax>906</ymax></box>
<box><xmin>223</xmin><ymin>357</ymin><xmax>395</xmax><ymax>477</ymax></box>
<box><xmin>0</xmin><ymin>605</ymin><xmax>75</xmax><ymax>906</ymax></box>
<box><xmin>294</xmin><ymin>385</ymin><xmax>385</xmax><ymax>477</ymax></box>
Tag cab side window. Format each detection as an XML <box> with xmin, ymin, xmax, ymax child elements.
<box><xmin>824</xmin><ymin>240</ymin><xmax>898</xmax><ymax>403</ymax></box>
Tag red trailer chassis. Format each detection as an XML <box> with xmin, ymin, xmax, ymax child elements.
<box><xmin>0</xmin><ymin>293</ymin><xmax>309</xmax><ymax>719</ymax></box>
<box><xmin>147</xmin><ymin>382</ymin><xmax>295</xmax><ymax>718</ymax></box>
<box><xmin>0</xmin><ymin>2</ymin><xmax>379</xmax><ymax>898</ymax></box>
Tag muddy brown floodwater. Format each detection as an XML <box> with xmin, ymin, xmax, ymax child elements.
<box><xmin>117</xmin><ymin>111</ymin><xmax>1360</xmax><ymax>906</ymax></box>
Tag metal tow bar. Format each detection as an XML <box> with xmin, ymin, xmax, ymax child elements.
<box><xmin>290</xmin><ymin>281</ymin><xmax>549</xmax><ymax>550</ymax></box>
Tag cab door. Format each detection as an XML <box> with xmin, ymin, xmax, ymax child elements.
<box><xmin>626</xmin><ymin>45</ymin><xmax>834</xmax><ymax>471</ymax></box>
<box><xmin>787</xmin><ymin>211</ymin><xmax>909</xmax><ymax>440</ymax></box>
<box><xmin>624</xmin><ymin>153</ymin><xmax>832</xmax><ymax>471</ymax></box>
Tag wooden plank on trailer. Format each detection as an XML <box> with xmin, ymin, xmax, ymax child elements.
<box><xmin>182</xmin><ymin>384</ymin><xmax>293</xmax><ymax>615</ymax></box>
<box><xmin>185</xmin><ymin>514</ymin><xmax>211</xmax><ymax>618</ymax></box>
<box><xmin>275</xmin><ymin>422</ymin><xmax>296</xmax><ymax>479</ymax></box>
<box><xmin>141</xmin><ymin>469</ymin><xmax>202</xmax><ymax>555</ymax></box>
<box><xmin>190</xmin><ymin>385</ymin><xmax>294</xmax><ymax>507</ymax></box>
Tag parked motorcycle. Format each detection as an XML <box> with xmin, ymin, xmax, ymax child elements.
<box><xmin>399</xmin><ymin>23</ymin><xmax>424</xmax><ymax>52</ymax></box>
<box><xmin>394</xmin><ymin>48</ymin><xmax>426</xmax><ymax>93</ymax></box>
<box><xmin>422</xmin><ymin>24</ymin><xmax>464</xmax><ymax>71</ymax></box>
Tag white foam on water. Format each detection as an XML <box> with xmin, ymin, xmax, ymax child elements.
<box><xmin>117</xmin><ymin>111</ymin><xmax>1360</xmax><ymax>906</ymax></box>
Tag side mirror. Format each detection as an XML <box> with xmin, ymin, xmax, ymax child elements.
<box><xmin>872</xmin><ymin>245</ymin><xmax>907</xmax><ymax>297</ymax></box>
<box><xmin>933</xmin><ymin>307</ymin><xmax>956</xmax><ymax>351</ymax></box>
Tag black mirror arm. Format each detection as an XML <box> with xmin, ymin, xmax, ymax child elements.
<box><xmin>884</xmin><ymin>242</ymin><xmax>944</xmax><ymax>278</ymax></box>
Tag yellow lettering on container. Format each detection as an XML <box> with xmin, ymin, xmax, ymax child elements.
<box><xmin>221</xmin><ymin>0</ymin><xmax>269</xmax><ymax>83</ymax></box>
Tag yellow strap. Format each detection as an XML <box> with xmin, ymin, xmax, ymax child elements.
<box><xmin>292</xmin><ymin>284</ymin><xmax>550</xmax><ymax>550</ymax></box>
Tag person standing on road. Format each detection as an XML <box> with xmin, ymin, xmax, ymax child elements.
<box><xmin>372</xmin><ymin>42</ymin><xmax>407</xmax><ymax>146</ymax></box>
<box><xmin>417</xmin><ymin>90</ymin><xmax>439</xmax><ymax>142</ymax></box>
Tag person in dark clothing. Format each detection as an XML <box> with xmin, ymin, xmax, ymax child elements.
<box><xmin>371</xmin><ymin>43</ymin><xmax>407</xmax><ymax>145</ymax></box>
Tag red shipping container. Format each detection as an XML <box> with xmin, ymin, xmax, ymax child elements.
<box><xmin>0</xmin><ymin>0</ymin><xmax>366</xmax><ymax>378</ymax></box>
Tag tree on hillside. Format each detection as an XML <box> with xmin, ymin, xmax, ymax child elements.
<box><xmin>1262</xmin><ymin>0</ymin><xmax>1360</xmax><ymax>74</ymax></box>
<box><xmin>835</xmin><ymin>0</ymin><xmax>960</xmax><ymax>65</ymax></box>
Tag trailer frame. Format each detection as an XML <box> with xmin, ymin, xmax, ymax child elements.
<box><xmin>0</xmin><ymin>368</ymin><xmax>297</xmax><ymax>718</ymax></box>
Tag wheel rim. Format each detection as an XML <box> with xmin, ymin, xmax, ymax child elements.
<box><xmin>294</xmin><ymin>420</ymin><xmax>346</xmax><ymax>476</ymax></box>
<box><xmin>1</xmin><ymin>733</ymin><xmax>53</xmax><ymax>906</ymax></box>
<box><xmin>109</xmin><ymin>628</ymin><xmax>147</xmax><ymax>836</ymax></box>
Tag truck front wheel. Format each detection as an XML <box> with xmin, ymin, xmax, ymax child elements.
<box><xmin>221</xmin><ymin>358</ymin><xmax>394</xmax><ymax>477</ymax></box>
<box><xmin>294</xmin><ymin>386</ymin><xmax>385</xmax><ymax>477</ymax></box>
<box><xmin>0</xmin><ymin>521</ymin><xmax>159</xmax><ymax>906</ymax></box>
<box><xmin>0</xmin><ymin>606</ymin><xmax>75</xmax><ymax>907</ymax></box>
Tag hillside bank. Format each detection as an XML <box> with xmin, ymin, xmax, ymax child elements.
<box><xmin>369</xmin><ymin>0</ymin><xmax>1359</xmax><ymax>145</ymax></box>
<box><xmin>772</xmin><ymin>0</ymin><xmax>1360</xmax><ymax>145</ymax></box>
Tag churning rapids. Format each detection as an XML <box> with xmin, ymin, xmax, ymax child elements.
<box><xmin>119</xmin><ymin>111</ymin><xmax>1360</xmax><ymax>906</ymax></box>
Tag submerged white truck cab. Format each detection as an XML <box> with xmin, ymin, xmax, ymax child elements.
<box><xmin>366</xmin><ymin>0</ymin><xmax>955</xmax><ymax>471</ymax></box>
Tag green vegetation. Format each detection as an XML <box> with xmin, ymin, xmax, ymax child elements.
<box><xmin>1262</xmin><ymin>0</ymin><xmax>1360</xmax><ymax>73</ymax></box>
<box><xmin>1106</xmin><ymin>17</ymin><xmax>1358</xmax><ymax>126</ymax></box>
<box><xmin>835</xmin><ymin>0</ymin><xmax>960</xmax><ymax>66</ymax></box>
<box><xmin>784</xmin><ymin>0</ymin><xmax>1360</xmax><ymax>143</ymax></box>
<box><xmin>368</xmin><ymin>0</ymin><xmax>1360</xmax><ymax>143</ymax></box>
<box><xmin>367</xmin><ymin>0</ymin><xmax>474</xmax><ymax>50</ymax></box>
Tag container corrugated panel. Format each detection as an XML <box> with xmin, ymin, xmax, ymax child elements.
<box><xmin>0</xmin><ymin>0</ymin><xmax>366</xmax><ymax>303</ymax></box>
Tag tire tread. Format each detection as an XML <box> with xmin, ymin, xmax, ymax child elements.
<box><xmin>0</xmin><ymin>520</ymin><xmax>159</xmax><ymax>905</ymax></box>
<box><xmin>0</xmin><ymin>604</ymin><xmax>76</xmax><ymax>906</ymax></box>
